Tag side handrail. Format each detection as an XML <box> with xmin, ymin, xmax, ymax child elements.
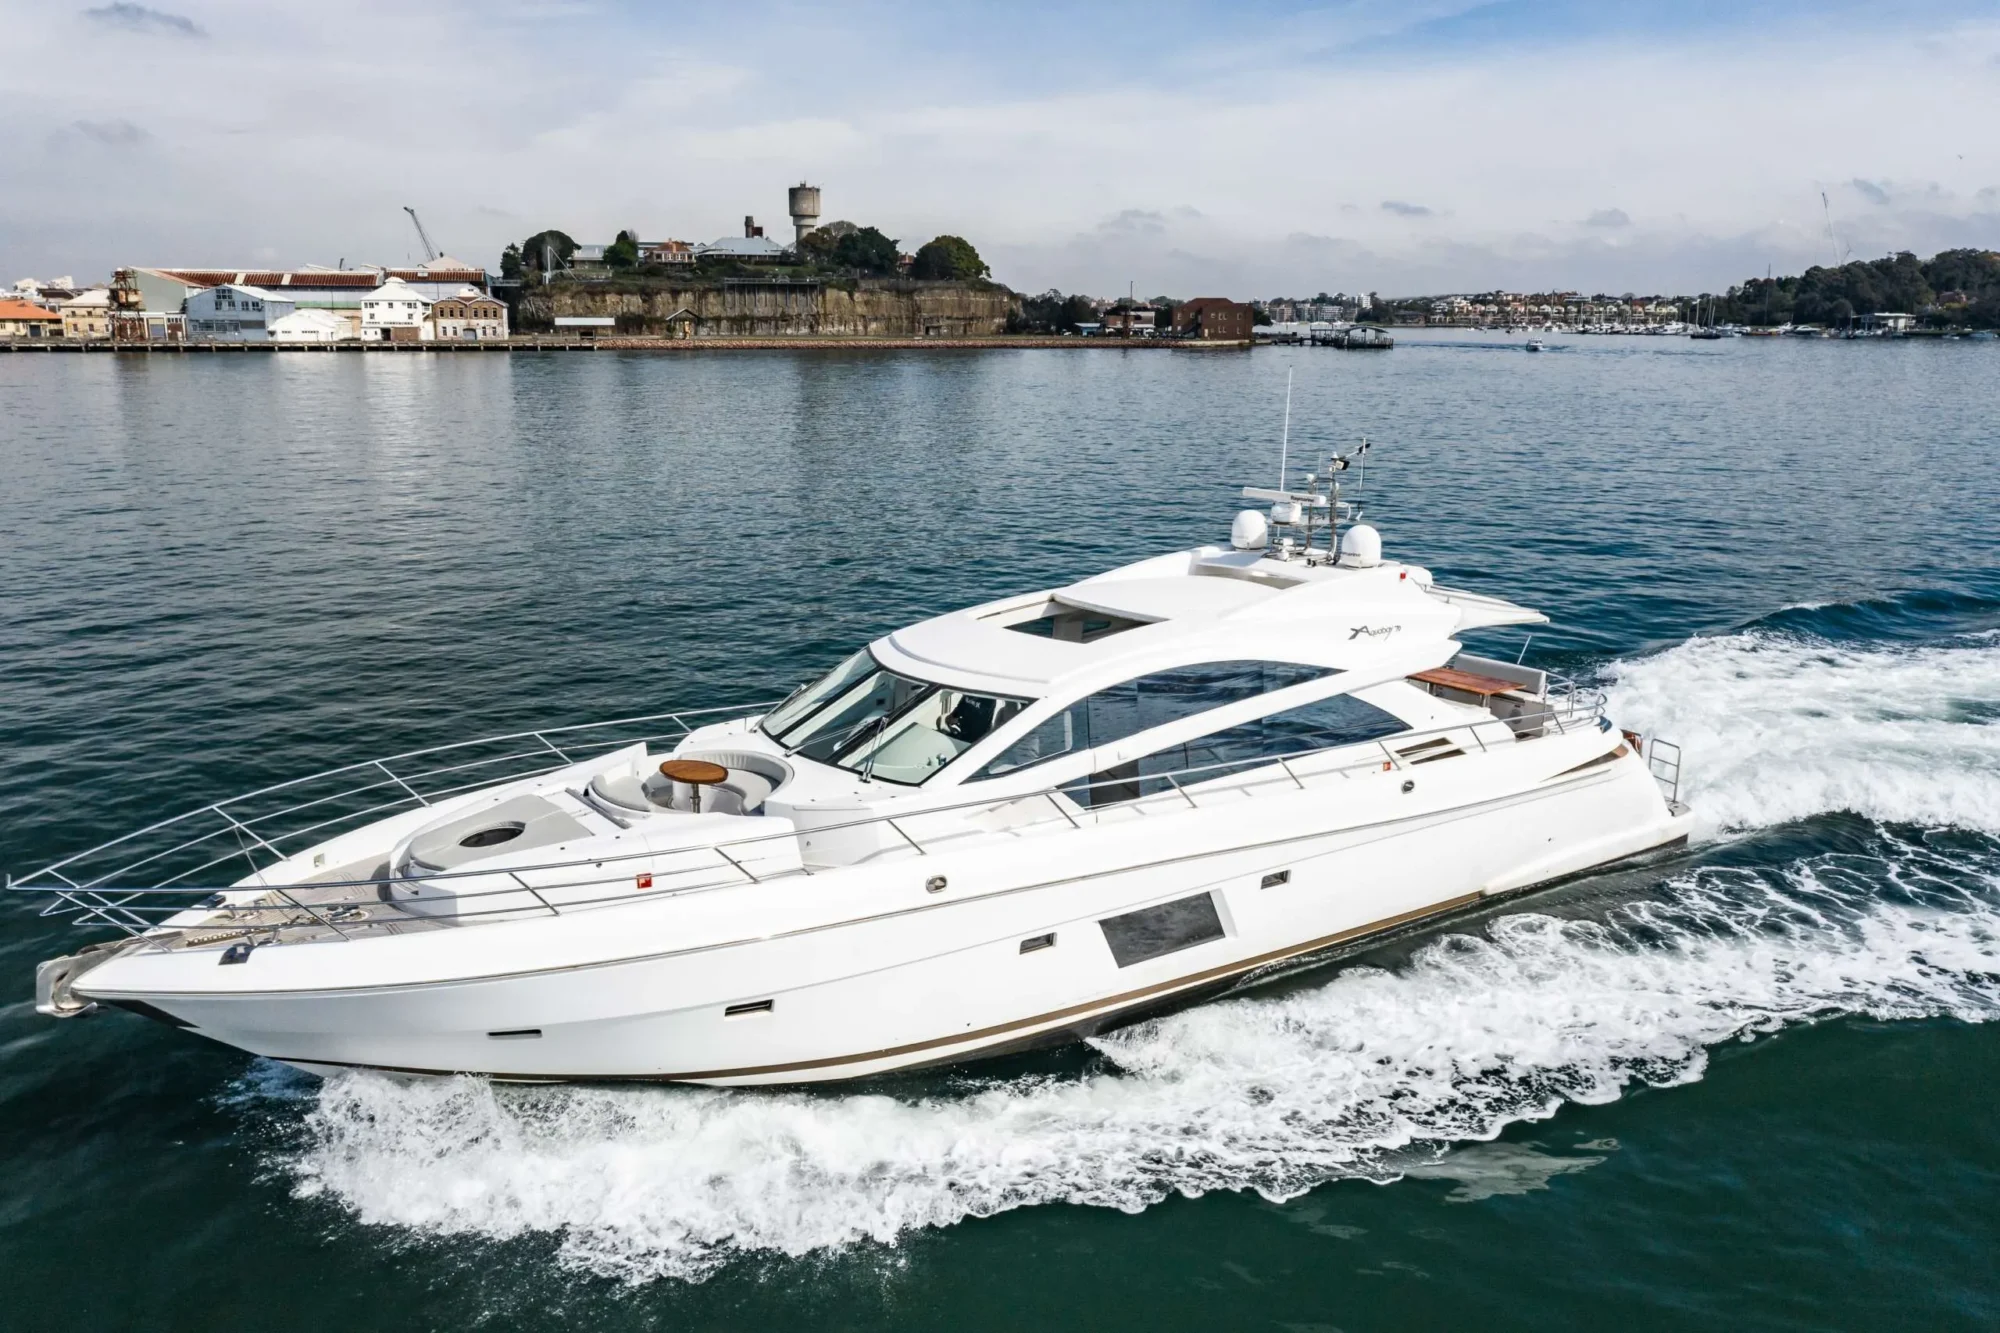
<box><xmin>15</xmin><ymin>700</ymin><xmax>783</xmax><ymax>887</ymax></box>
<box><xmin>14</xmin><ymin>696</ymin><xmax>1610</xmax><ymax>942</ymax></box>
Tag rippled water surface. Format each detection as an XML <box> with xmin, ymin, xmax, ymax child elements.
<box><xmin>4</xmin><ymin>336</ymin><xmax>1998</xmax><ymax>1329</ymax></box>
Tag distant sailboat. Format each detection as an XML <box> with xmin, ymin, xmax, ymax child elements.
<box><xmin>1689</xmin><ymin>294</ymin><xmax>1724</xmax><ymax>339</ymax></box>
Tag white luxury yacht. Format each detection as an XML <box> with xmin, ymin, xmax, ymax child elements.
<box><xmin>25</xmin><ymin>455</ymin><xmax>1689</xmax><ymax>1085</ymax></box>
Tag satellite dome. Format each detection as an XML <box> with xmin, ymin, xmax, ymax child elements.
<box><xmin>1338</xmin><ymin>523</ymin><xmax>1383</xmax><ymax>568</ymax></box>
<box><xmin>1229</xmin><ymin>509</ymin><xmax>1269</xmax><ymax>551</ymax></box>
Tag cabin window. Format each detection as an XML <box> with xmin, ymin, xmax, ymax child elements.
<box><xmin>1099</xmin><ymin>892</ymin><xmax>1225</xmax><ymax>967</ymax></box>
<box><xmin>762</xmin><ymin>649</ymin><xmax>878</xmax><ymax>743</ymax></box>
<box><xmin>971</xmin><ymin>661</ymin><xmax>1334</xmax><ymax>780</ymax></box>
<box><xmin>1063</xmin><ymin>692</ymin><xmax>1409</xmax><ymax>807</ymax></box>
<box><xmin>972</xmin><ymin>701</ymin><xmax>1089</xmax><ymax>777</ymax></box>
<box><xmin>759</xmin><ymin>649</ymin><xmax>1027</xmax><ymax>784</ymax></box>
<box><xmin>835</xmin><ymin>686</ymin><xmax>1028</xmax><ymax>784</ymax></box>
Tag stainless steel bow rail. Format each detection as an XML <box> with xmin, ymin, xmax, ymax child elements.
<box><xmin>9</xmin><ymin>702</ymin><xmax>779</xmax><ymax>935</ymax></box>
<box><xmin>11</xmin><ymin>682</ymin><xmax>1621</xmax><ymax>952</ymax></box>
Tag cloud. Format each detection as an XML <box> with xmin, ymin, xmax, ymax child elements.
<box><xmin>1850</xmin><ymin>177</ymin><xmax>1891</xmax><ymax>205</ymax></box>
<box><xmin>82</xmin><ymin>3</ymin><xmax>205</xmax><ymax>37</ymax></box>
<box><xmin>6</xmin><ymin>3</ymin><xmax>2000</xmax><ymax>294</ymax></box>
<box><xmin>1097</xmin><ymin>208</ymin><xmax>1170</xmax><ymax>236</ymax></box>
<box><xmin>69</xmin><ymin>118</ymin><xmax>151</xmax><ymax>147</ymax></box>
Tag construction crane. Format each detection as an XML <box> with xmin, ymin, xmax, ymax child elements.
<box><xmin>403</xmin><ymin>206</ymin><xmax>439</xmax><ymax>263</ymax></box>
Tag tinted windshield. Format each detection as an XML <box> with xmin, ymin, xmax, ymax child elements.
<box><xmin>761</xmin><ymin>651</ymin><xmax>1026</xmax><ymax>784</ymax></box>
<box><xmin>838</xmin><ymin>688</ymin><xmax>1027</xmax><ymax>783</ymax></box>
<box><xmin>762</xmin><ymin>649</ymin><xmax>876</xmax><ymax>743</ymax></box>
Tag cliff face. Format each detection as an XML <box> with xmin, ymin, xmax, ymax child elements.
<box><xmin>516</xmin><ymin>279</ymin><xmax>1018</xmax><ymax>337</ymax></box>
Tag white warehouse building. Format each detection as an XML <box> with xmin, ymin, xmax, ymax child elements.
<box><xmin>270</xmin><ymin>308</ymin><xmax>351</xmax><ymax>343</ymax></box>
<box><xmin>185</xmin><ymin>283</ymin><xmax>293</xmax><ymax>341</ymax></box>
<box><xmin>360</xmin><ymin>277</ymin><xmax>434</xmax><ymax>342</ymax></box>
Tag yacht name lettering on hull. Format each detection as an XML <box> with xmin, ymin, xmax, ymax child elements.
<box><xmin>1347</xmin><ymin>624</ymin><xmax>1402</xmax><ymax>640</ymax></box>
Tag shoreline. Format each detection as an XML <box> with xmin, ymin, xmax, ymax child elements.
<box><xmin>0</xmin><ymin>335</ymin><xmax>1242</xmax><ymax>354</ymax></box>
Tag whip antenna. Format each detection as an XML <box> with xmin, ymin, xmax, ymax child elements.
<box><xmin>1278</xmin><ymin>369</ymin><xmax>1293</xmax><ymax>488</ymax></box>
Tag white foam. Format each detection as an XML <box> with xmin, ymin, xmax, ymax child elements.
<box><xmin>272</xmin><ymin>847</ymin><xmax>2000</xmax><ymax>1283</ymax></box>
<box><xmin>1605</xmin><ymin>629</ymin><xmax>2000</xmax><ymax>835</ymax></box>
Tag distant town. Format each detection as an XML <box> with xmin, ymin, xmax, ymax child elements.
<box><xmin>3</xmin><ymin>182</ymin><xmax>1995</xmax><ymax>349</ymax></box>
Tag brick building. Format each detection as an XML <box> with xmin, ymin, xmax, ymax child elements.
<box><xmin>1172</xmin><ymin>297</ymin><xmax>1254</xmax><ymax>342</ymax></box>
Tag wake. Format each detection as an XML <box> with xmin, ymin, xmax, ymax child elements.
<box><xmin>259</xmin><ymin>616</ymin><xmax>2000</xmax><ymax>1283</ymax></box>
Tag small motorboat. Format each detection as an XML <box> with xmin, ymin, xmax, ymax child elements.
<box><xmin>1525</xmin><ymin>338</ymin><xmax>1545</xmax><ymax>352</ymax></box>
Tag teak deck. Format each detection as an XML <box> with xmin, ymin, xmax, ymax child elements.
<box><xmin>1409</xmin><ymin>666</ymin><xmax>1527</xmax><ymax>697</ymax></box>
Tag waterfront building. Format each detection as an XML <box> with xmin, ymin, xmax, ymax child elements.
<box><xmin>0</xmin><ymin>298</ymin><xmax>63</xmax><ymax>338</ymax></box>
<box><xmin>428</xmin><ymin>287</ymin><xmax>509</xmax><ymax>340</ymax></box>
<box><xmin>1101</xmin><ymin>305</ymin><xmax>1158</xmax><ymax>336</ymax></box>
<box><xmin>269</xmin><ymin>308</ymin><xmax>350</xmax><ymax>343</ymax></box>
<box><xmin>59</xmin><ymin>288</ymin><xmax>113</xmax><ymax>340</ymax></box>
<box><xmin>1172</xmin><ymin>297</ymin><xmax>1254</xmax><ymax>341</ymax></box>
<box><xmin>697</xmin><ymin>216</ymin><xmax>791</xmax><ymax>264</ymax></box>
<box><xmin>361</xmin><ymin>278</ymin><xmax>435</xmax><ymax>342</ymax></box>
<box><xmin>638</xmin><ymin>240</ymin><xmax>696</xmax><ymax>266</ymax></box>
<box><xmin>696</xmin><ymin>234</ymin><xmax>791</xmax><ymax>263</ymax></box>
<box><xmin>185</xmin><ymin>283</ymin><xmax>294</xmax><ymax>341</ymax></box>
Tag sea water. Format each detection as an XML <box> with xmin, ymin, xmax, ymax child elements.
<box><xmin>2</xmin><ymin>335</ymin><xmax>1996</xmax><ymax>1329</ymax></box>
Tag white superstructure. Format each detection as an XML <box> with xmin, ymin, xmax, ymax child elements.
<box><xmin>27</xmin><ymin>460</ymin><xmax>1689</xmax><ymax>1086</ymax></box>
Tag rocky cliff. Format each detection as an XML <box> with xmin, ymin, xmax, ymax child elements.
<box><xmin>516</xmin><ymin>278</ymin><xmax>1018</xmax><ymax>338</ymax></box>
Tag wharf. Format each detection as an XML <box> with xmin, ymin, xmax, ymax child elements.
<box><xmin>0</xmin><ymin>335</ymin><xmax>1232</xmax><ymax>354</ymax></box>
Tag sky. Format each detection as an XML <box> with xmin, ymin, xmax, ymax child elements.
<box><xmin>2</xmin><ymin>0</ymin><xmax>1998</xmax><ymax>297</ymax></box>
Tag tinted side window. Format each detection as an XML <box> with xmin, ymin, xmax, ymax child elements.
<box><xmin>1068</xmin><ymin>693</ymin><xmax>1410</xmax><ymax>807</ymax></box>
<box><xmin>1085</xmin><ymin>661</ymin><xmax>1331</xmax><ymax>750</ymax></box>
<box><xmin>970</xmin><ymin>661</ymin><xmax>1332</xmax><ymax>781</ymax></box>
<box><xmin>974</xmin><ymin>703</ymin><xmax>1088</xmax><ymax>777</ymax></box>
<box><xmin>1183</xmin><ymin>692</ymin><xmax>1409</xmax><ymax>773</ymax></box>
<box><xmin>1100</xmin><ymin>892</ymin><xmax>1226</xmax><ymax>967</ymax></box>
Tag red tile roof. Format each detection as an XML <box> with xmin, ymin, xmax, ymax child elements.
<box><xmin>155</xmin><ymin>268</ymin><xmax>486</xmax><ymax>289</ymax></box>
<box><xmin>0</xmin><ymin>299</ymin><xmax>61</xmax><ymax>321</ymax></box>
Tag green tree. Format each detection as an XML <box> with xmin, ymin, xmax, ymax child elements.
<box><xmin>605</xmin><ymin>230</ymin><xmax>640</xmax><ymax>270</ymax></box>
<box><xmin>499</xmin><ymin>243</ymin><xmax>523</xmax><ymax>281</ymax></box>
<box><xmin>1012</xmin><ymin>288</ymin><xmax>1087</xmax><ymax>332</ymax></box>
<box><xmin>519</xmin><ymin>230</ymin><xmax>578</xmax><ymax>273</ymax></box>
<box><xmin>910</xmin><ymin>234</ymin><xmax>988</xmax><ymax>280</ymax></box>
<box><xmin>833</xmin><ymin>226</ymin><xmax>901</xmax><ymax>275</ymax></box>
<box><xmin>796</xmin><ymin>221</ymin><xmax>900</xmax><ymax>274</ymax></box>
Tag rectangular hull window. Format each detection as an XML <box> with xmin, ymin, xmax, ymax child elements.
<box><xmin>1100</xmin><ymin>892</ymin><xmax>1226</xmax><ymax>968</ymax></box>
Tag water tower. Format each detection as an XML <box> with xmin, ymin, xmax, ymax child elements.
<box><xmin>788</xmin><ymin>183</ymin><xmax>822</xmax><ymax>245</ymax></box>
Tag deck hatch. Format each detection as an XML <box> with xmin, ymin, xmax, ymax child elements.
<box><xmin>1099</xmin><ymin>892</ymin><xmax>1226</xmax><ymax>968</ymax></box>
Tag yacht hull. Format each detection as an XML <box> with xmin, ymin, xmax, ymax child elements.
<box><xmin>73</xmin><ymin>747</ymin><xmax>1689</xmax><ymax>1086</ymax></box>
